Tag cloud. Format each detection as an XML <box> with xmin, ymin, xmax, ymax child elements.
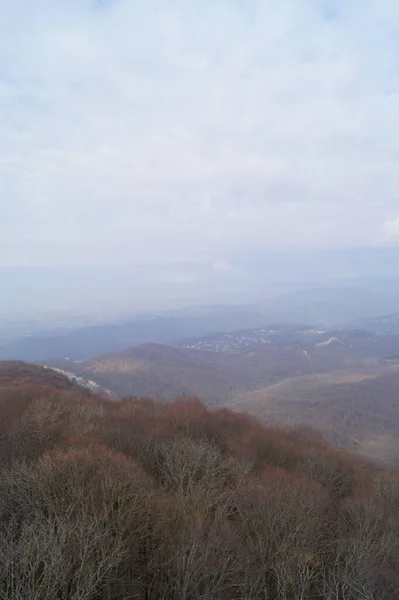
<box><xmin>380</xmin><ymin>216</ymin><xmax>399</xmax><ymax>242</ymax></box>
<box><xmin>1</xmin><ymin>0</ymin><xmax>399</xmax><ymax>270</ymax></box>
<box><xmin>212</xmin><ymin>260</ymin><xmax>234</xmax><ymax>272</ymax></box>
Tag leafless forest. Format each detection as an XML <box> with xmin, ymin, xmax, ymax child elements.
<box><xmin>0</xmin><ymin>367</ymin><xmax>398</xmax><ymax>599</ymax></box>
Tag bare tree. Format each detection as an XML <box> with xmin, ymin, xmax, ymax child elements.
<box><xmin>0</xmin><ymin>445</ymin><xmax>155</xmax><ymax>600</ymax></box>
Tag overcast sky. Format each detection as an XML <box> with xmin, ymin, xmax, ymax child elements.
<box><xmin>1</xmin><ymin>1</ymin><xmax>399</xmax><ymax>310</ymax></box>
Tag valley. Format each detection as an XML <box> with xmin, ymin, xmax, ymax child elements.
<box><xmin>40</xmin><ymin>325</ymin><xmax>399</xmax><ymax>464</ymax></box>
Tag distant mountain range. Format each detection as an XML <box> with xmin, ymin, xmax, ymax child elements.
<box><xmin>1</xmin><ymin>281</ymin><xmax>399</xmax><ymax>362</ymax></box>
<box><xmin>0</xmin><ymin>305</ymin><xmax>273</xmax><ymax>362</ymax></box>
<box><xmin>351</xmin><ymin>313</ymin><xmax>399</xmax><ymax>333</ymax></box>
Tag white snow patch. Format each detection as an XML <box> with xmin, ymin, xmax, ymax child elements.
<box><xmin>316</xmin><ymin>337</ymin><xmax>345</xmax><ymax>347</ymax></box>
<box><xmin>41</xmin><ymin>365</ymin><xmax>111</xmax><ymax>396</ymax></box>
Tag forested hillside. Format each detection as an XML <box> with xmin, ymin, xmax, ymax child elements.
<box><xmin>0</xmin><ymin>369</ymin><xmax>398</xmax><ymax>599</ymax></box>
<box><xmin>48</xmin><ymin>332</ymin><xmax>399</xmax><ymax>463</ymax></box>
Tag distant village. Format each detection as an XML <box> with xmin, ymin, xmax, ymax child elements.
<box><xmin>181</xmin><ymin>328</ymin><xmax>326</xmax><ymax>353</ymax></box>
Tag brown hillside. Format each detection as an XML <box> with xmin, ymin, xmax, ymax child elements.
<box><xmin>0</xmin><ymin>376</ymin><xmax>398</xmax><ymax>599</ymax></box>
<box><xmin>0</xmin><ymin>361</ymin><xmax>78</xmax><ymax>391</ymax></box>
<box><xmin>232</xmin><ymin>367</ymin><xmax>399</xmax><ymax>464</ymax></box>
<box><xmin>62</xmin><ymin>337</ymin><xmax>374</xmax><ymax>402</ymax></box>
<box><xmin>78</xmin><ymin>343</ymin><xmax>289</xmax><ymax>402</ymax></box>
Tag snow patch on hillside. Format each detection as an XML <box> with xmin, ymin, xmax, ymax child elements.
<box><xmin>41</xmin><ymin>365</ymin><xmax>111</xmax><ymax>395</ymax></box>
<box><xmin>316</xmin><ymin>337</ymin><xmax>345</xmax><ymax>347</ymax></box>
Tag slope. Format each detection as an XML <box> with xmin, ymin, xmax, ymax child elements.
<box><xmin>231</xmin><ymin>366</ymin><xmax>399</xmax><ymax>463</ymax></box>
<box><xmin>0</xmin><ymin>361</ymin><xmax>80</xmax><ymax>391</ymax></box>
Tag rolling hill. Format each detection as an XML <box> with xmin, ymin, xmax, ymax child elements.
<box><xmin>49</xmin><ymin>343</ymin><xmax>280</xmax><ymax>403</ymax></box>
<box><xmin>42</xmin><ymin>328</ymin><xmax>399</xmax><ymax>463</ymax></box>
<box><xmin>0</xmin><ymin>361</ymin><xmax>80</xmax><ymax>391</ymax></box>
<box><xmin>230</xmin><ymin>367</ymin><xmax>399</xmax><ymax>463</ymax></box>
<box><xmin>47</xmin><ymin>327</ymin><xmax>399</xmax><ymax>402</ymax></box>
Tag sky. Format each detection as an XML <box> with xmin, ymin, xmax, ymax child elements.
<box><xmin>1</xmin><ymin>0</ymin><xmax>399</xmax><ymax>312</ymax></box>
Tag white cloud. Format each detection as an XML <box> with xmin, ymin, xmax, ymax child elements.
<box><xmin>380</xmin><ymin>216</ymin><xmax>399</xmax><ymax>242</ymax></box>
<box><xmin>1</xmin><ymin>0</ymin><xmax>399</xmax><ymax>269</ymax></box>
<box><xmin>212</xmin><ymin>260</ymin><xmax>234</xmax><ymax>272</ymax></box>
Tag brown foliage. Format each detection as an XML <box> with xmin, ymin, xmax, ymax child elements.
<box><xmin>0</xmin><ymin>382</ymin><xmax>398</xmax><ymax>599</ymax></box>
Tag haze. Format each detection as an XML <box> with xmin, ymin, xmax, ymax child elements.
<box><xmin>2</xmin><ymin>1</ymin><xmax>399</xmax><ymax>314</ymax></box>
